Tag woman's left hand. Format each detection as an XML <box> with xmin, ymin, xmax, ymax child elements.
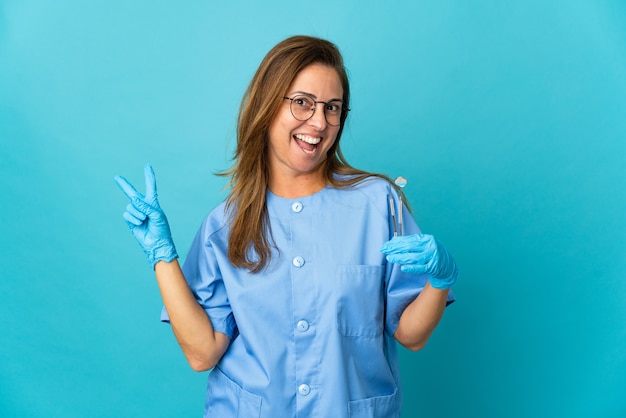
<box><xmin>381</xmin><ymin>234</ymin><xmax>459</xmax><ymax>290</ymax></box>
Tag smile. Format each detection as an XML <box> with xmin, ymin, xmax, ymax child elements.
<box><xmin>294</xmin><ymin>134</ymin><xmax>321</xmax><ymax>154</ymax></box>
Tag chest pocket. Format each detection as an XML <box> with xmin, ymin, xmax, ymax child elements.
<box><xmin>335</xmin><ymin>265</ymin><xmax>385</xmax><ymax>338</ymax></box>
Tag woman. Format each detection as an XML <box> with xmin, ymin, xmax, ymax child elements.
<box><xmin>115</xmin><ymin>35</ymin><xmax>458</xmax><ymax>417</ymax></box>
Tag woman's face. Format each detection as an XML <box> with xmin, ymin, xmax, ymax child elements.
<box><xmin>267</xmin><ymin>63</ymin><xmax>343</xmax><ymax>185</ymax></box>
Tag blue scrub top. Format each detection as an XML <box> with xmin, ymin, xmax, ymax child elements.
<box><xmin>162</xmin><ymin>177</ymin><xmax>455</xmax><ymax>418</ymax></box>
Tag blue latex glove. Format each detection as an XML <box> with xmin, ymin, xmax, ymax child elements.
<box><xmin>114</xmin><ymin>164</ymin><xmax>178</xmax><ymax>269</ymax></box>
<box><xmin>381</xmin><ymin>234</ymin><xmax>458</xmax><ymax>290</ymax></box>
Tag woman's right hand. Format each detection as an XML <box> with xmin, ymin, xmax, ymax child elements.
<box><xmin>114</xmin><ymin>164</ymin><xmax>178</xmax><ymax>269</ymax></box>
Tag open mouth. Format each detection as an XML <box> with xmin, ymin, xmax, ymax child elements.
<box><xmin>294</xmin><ymin>133</ymin><xmax>321</xmax><ymax>155</ymax></box>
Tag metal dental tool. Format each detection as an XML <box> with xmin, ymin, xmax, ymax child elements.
<box><xmin>389</xmin><ymin>176</ymin><xmax>407</xmax><ymax>236</ymax></box>
<box><xmin>389</xmin><ymin>195</ymin><xmax>398</xmax><ymax>237</ymax></box>
<box><xmin>394</xmin><ymin>176</ymin><xmax>407</xmax><ymax>236</ymax></box>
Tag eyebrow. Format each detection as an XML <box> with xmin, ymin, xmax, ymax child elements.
<box><xmin>289</xmin><ymin>91</ymin><xmax>344</xmax><ymax>103</ymax></box>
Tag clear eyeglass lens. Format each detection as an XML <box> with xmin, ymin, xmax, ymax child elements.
<box><xmin>291</xmin><ymin>96</ymin><xmax>315</xmax><ymax>120</ymax></box>
<box><xmin>324</xmin><ymin>103</ymin><xmax>342</xmax><ymax>126</ymax></box>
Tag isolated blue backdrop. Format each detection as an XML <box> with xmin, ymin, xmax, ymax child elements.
<box><xmin>1</xmin><ymin>1</ymin><xmax>625</xmax><ymax>417</ymax></box>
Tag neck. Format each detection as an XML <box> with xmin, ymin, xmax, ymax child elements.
<box><xmin>269</xmin><ymin>172</ymin><xmax>327</xmax><ymax>199</ymax></box>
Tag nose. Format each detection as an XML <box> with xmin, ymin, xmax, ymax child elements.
<box><xmin>307</xmin><ymin>103</ymin><xmax>328</xmax><ymax>130</ymax></box>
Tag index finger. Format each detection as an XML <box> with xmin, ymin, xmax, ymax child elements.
<box><xmin>114</xmin><ymin>175</ymin><xmax>142</xmax><ymax>201</ymax></box>
<box><xmin>380</xmin><ymin>234</ymin><xmax>430</xmax><ymax>254</ymax></box>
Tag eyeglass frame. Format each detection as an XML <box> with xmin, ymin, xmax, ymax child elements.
<box><xmin>283</xmin><ymin>95</ymin><xmax>350</xmax><ymax>126</ymax></box>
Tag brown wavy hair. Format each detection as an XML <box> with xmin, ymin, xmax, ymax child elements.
<box><xmin>220</xmin><ymin>35</ymin><xmax>404</xmax><ymax>273</ymax></box>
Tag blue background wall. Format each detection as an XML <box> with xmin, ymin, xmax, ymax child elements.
<box><xmin>1</xmin><ymin>1</ymin><xmax>625</xmax><ymax>417</ymax></box>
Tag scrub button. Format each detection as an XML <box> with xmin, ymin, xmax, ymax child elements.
<box><xmin>297</xmin><ymin>320</ymin><xmax>309</xmax><ymax>332</ymax></box>
<box><xmin>291</xmin><ymin>202</ymin><xmax>303</xmax><ymax>213</ymax></box>
<box><xmin>298</xmin><ymin>384</ymin><xmax>311</xmax><ymax>396</ymax></box>
<box><xmin>292</xmin><ymin>256</ymin><xmax>305</xmax><ymax>268</ymax></box>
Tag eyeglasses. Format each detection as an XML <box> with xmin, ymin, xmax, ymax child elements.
<box><xmin>283</xmin><ymin>95</ymin><xmax>349</xmax><ymax>126</ymax></box>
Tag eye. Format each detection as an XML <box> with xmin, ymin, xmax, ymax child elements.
<box><xmin>293</xmin><ymin>96</ymin><xmax>314</xmax><ymax>109</ymax></box>
<box><xmin>325</xmin><ymin>102</ymin><xmax>342</xmax><ymax>114</ymax></box>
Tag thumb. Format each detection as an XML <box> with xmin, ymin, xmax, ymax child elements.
<box><xmin>130</xmin><ymin>197</ymin><xmax>158</xmax><ymax>218</ymax></box>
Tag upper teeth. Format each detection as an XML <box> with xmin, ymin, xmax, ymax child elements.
<box><xmin>295</xmin><ymin>134</ymin><xmax>321</xmax><ymax>145</ymax></box>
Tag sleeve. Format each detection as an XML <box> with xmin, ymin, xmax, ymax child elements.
<box><xmin>160</xmin><ymin>218</ymin><xmax>237</xmax><ymax>339</ymax></box>
<box><xmin>383</xmin><ymin>187</ymin><xmax>455</xmax><ymax>337</ymax></box>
